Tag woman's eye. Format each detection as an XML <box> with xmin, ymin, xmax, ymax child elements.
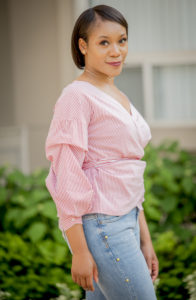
<box><xmin>120</xmin><ymin>38</ymin><xmax>127</xmax><ymax>44</ymax></box>
<box><xmin>100</xmin><ymin>40</ymin><xmax>109</xmax><ymax>46</ymax></box>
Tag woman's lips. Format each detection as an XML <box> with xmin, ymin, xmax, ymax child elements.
<box><xmin>106</xmin><ymin>61</ymin><xmax>122</xmax><ymax>66</ymax></box>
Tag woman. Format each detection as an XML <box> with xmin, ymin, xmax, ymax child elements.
<box><xmin>45</xmin><ymin>4</ymin><xmax>159</xmax><ymax>300</ymax></box>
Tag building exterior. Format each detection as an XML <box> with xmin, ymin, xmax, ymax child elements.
<box><xmin>0</xmin><ymin>0</ymin><xmax>195</xmax><ymax>174</ymax></box>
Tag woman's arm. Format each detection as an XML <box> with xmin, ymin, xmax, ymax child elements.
<box><xmin>138</xmin><ymin>210</ymin><xmax>152</xmax><ymax>246</ymax></box>
<box><xmin>65</xmin><ymin>224</ymin><xmax>89</xmax><ymax>254</ymax></box>
<box><xmin>45</xmin><ymin>88</ymin><xmax>99</xmax><ymax>291</ymax></box>
<box><xmin>138</xmin><ymin>210</ymin><xmax>159</xmax><ymax>282</ymax></box>
<box><xmin>65</xmin><ymin>224</ymin><xmax>99</xmax><ymax>291</ymax></box>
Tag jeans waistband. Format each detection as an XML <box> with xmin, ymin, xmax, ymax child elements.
<box><xmin>82</xmin><ymin>206</ymin><xmax>138</xmax><ymax>221</ymax></box>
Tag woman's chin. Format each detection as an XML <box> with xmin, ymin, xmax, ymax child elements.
<box><xmin>104</xmin><ymin>69</ymin><xmax>123</xmax><ymax>78</ymax></box>
<box><xmin>110</xmin><ymin>69</ymin><xmax>123</xmax><ymax>77</ymax></box>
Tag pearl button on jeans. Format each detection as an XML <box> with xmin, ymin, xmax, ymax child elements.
<box><xmin>62</xmin><ymin>207</ymin><xmax>157</xmax><ymax>300</ymax></box>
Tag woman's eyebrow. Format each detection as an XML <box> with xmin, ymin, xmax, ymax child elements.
<box><xmin>98</xmin><ymin>33</ymin><xmax>127</xmax><ymax>39</ymax></box>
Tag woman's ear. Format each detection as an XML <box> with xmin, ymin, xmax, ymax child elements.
<box><xmin>78</xmin><ymin>38</ymin><xmax>87</xmax><ymax>55</ymax></box>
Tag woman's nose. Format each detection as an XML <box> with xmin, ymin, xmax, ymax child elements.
<box><xmin>109</xmin><ymin>44</ymin><xmax>121</xmax><ymax>56</ymax></box>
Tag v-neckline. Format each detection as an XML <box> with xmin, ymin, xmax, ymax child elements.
<box><xmin>73</xmin><ymin>80</ymin><xmax>133</xmax><ymax>117</ymax></box>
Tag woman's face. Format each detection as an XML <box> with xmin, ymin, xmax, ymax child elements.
<box><xmin>79</xmin><ymin>18</ymin><xmax>128</xmax><ymax>78</ymax></box>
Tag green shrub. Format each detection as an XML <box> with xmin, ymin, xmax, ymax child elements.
<box><xmin>0</xmin><ymin>165</ymin><xmax>82</xmax><ymax>300</ymax></box>
<box><xmin>183</xmin><ymin>270</ymin><xmax>196</xmax><ymax>300</ymax></box>
<box><xmin>0</xmin><ymin>139</ymin><xmax>195</xmax><ymax>299</ymax></box>
<box><xmin>143</xmin><ymin>139</ymin><xmax>196</xmax><ymax>299</ymax></box>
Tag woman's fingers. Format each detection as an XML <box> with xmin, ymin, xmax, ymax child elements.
<box><xmin>86</xmin><ymin>275</ymin><xmax>94</xmax><ymax>291</ymax></box>
<box><xmin>76</xmin><ymin>275</ymin><xmax>94</xmax><ymax>291</ymax></box>
<box><xmin>76</xmin><ymin>275</ymin><xmax>82</xmax><ymax>288</ymax></box>
<box><xmin>71</xmin><ymin>251</ymin><xmax>98</xmax><ymax>291</ymax></box>
<box><xmin>151</xmin><ymin>260</ymin><xmax>159</xmax><ymax>281</ymax></box>
<box><xmin>72</xmin><ymin>273</ymin><xmax>94</xmax><ymax>291</ymax></box>
<box><xmin>80</xmin><ymin>277</ymin><xmax>88</xmax><ymax>290</ymax></box>
<box><xmin>93</xmin><ymin>263</ymin><xmax>99</xmax><ymax>283</ymax></box>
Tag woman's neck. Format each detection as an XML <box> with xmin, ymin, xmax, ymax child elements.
<box><xmin>77</xmin><ymin>68</ymin><xmax>115</xmax><ymax>87</ymax></box>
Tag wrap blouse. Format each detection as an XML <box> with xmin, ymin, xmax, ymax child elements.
<box><xmin>45</xmin><ymin>80</ymin><xmax>152</xmax><ymax>232</ymax></box>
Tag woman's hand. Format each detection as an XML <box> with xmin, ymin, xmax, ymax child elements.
<box><xmin>71</xmin><ymin>250</ymin><xmax>99</xmax><ymax>291</ymax></box>
<box><xmin>138</xmin><ymin>211</ymin><xmax>159</xmax><ymax>282</ymax></box>
<box><xmin>65</xmin><ymin>224</ymin><xmax>99</xmax><ymax>291</ymax></box>
<box><xmin>140</xmin><ymin>242</ymin><xmax>159</xmax><ymax>282</ymax></box>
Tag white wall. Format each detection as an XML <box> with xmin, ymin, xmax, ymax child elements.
<box><xmin>0</xmin><ymin>0</ymin><xmax>14</xmax><ymax>126</ymax></box>
<box><xmin>0</xmin><ymin>0</ymin><xmax>76</xmax><ymax>172</ymax></box>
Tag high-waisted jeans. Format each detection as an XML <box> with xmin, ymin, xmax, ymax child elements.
<box><xmin>62</xmin><ymin>206</ymin><xmax>157</xmax><ymax>300</ymax></box>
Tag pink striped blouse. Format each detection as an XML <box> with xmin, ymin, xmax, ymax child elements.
<box><xmin>45</xmin><ymin>80</ymin><xmax>152</xmax><ymax>232</ymax></box>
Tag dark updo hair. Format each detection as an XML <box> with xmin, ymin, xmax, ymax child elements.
<box><xmin>71</xmin><ymin>5</ymin><xmax>128</xmax><ymax>69</ymax></box>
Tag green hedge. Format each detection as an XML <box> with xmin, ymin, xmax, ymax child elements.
<box><xmin>0</xmin><ymin>164</ymin><xmax>83</xmax><ymax>300</ymax></box>
<box><xmin>0</xmin><ymin>139</ymin><xmax>195</xmax><ymax>299</ymax></box>
<box><xmin>143</xmin><ymin>140</ymin><xmax>196</xmax><ymax>299</ymax></box>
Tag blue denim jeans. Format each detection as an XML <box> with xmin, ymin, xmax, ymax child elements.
<box><xmin>62</xmin><ymin>207</ymin><xmax>157</xmax><ymax>300</ymax></box>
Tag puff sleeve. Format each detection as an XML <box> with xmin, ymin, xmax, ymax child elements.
<box><xmin>45</xmin><ymin>86</ymin><xmax>94</xmax><ymax>232</ymax></box>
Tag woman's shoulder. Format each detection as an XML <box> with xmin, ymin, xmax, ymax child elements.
<box><xmin>55</xmin><ymin>80</ymin><xmax>94</xmax><ymax>107</ymax></box>
<box><xmin>53</xmin><ymin>80</ymin><xmax>92</xmax><ymax>120</ymax></box>
<box><xmin>62</xmin><ymin>80</ymin><xmax>92</xmax><ymax>97</ymax></box>
<box><xmin>55</xmin><ymin>81</ymin><xmax>85</xmax><ymax>105</ymax></box>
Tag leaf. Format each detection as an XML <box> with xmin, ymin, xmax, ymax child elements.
<box><xmin>40</xmin><ymin>201</ymin><xmax>57</xmax><ymax>220</ymax></box>
<box><xmin>6</xmin><ymin>168</ymin><xmax>32</xmax><ymax>190</ymax></box>
<box><xmin>37</xmin><ymin>240</ymin><xmax>66</xmax><ymax>264</ymax></box>
<box><xmin>170</xmin><ymin>210</ymin><xmax>184</xmax><ymax>224</ymax></box>
<box><xmin>144</xmin><ymin>205</ymin><xmax>162</xmax><ymax>221</ymax></box>
<box><xmin>182</xmin><ymin>177</ymin><xmax>194</xmax><ymax>195</ymax></box>
<box><xmin>154</xmin><ymin>230</ymin><xmax>178</xmax><ymax>253</ymax></box>
<box><xmin>11</xmin><ymin>194</ymin><xmax>27</xmax><ymax>207</ymax></box>
<box><xmin>30</xmin><ymin>189</ymin><xmax>49</xmax><ymax>203</ymax></box>
<box><xmin>25</xmin><ymin>222</ymin><xmax>47</xmax><ymax>242</ymax></box>
<box><xmin>159</xmin><ymin>197</ymin><xmax>177</xmax><ymax>213</ymax></box>
<box><xmin>13</xmin><ymin>206</ymin><xmax>38</xmax><ymax>228</ymax></box>
<box><xmin>0</xmin><ymin>187</ymin><xmax>8</xmax><ymax>206</ymax></box>
<box><xmin>5</xmin><ymin>208</ymin><xmax>22</xmax><ymax>223</ymax></box>
<box><xmin>52</xmin><ymin>227</ymin><xmax>65</xmax><ymax>244</ymax></box>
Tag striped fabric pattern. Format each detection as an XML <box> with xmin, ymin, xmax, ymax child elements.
<box><xmin>45</xmin><ymin>80</ymin><xmax>152</xmax><ymax>232</ymax></box>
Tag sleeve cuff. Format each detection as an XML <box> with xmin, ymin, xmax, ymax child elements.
<box><xmin>137</xmin><ymin>198</ymin><xmax>144</xmax><ymax>210</ymax></box>
<box><xmin>59</xmin><ymin>215</ymin><xmax>83</xmax><ymax>232</ymax></box>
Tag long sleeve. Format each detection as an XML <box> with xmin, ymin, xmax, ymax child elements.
<box><xmin>45</xmin><ymin>87</ymin><xmax>94</xmax><ymax>232</ymax></box>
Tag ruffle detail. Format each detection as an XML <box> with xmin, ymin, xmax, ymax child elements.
<box><xmin>45</xmin><ymin>118</ymin><xmax>88</xmax><ymax>160</ymax></box>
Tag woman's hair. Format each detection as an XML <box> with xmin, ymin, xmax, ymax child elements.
<box><xmin>71</xmin><ymin>5</ymin><xmax>128</xmax><ymax>69</ymax></box>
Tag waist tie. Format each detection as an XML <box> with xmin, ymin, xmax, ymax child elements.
<box><xmin>82</xmin><ymin>157</ymin><xmax>140</xmax><ymax>170</ymax></box>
